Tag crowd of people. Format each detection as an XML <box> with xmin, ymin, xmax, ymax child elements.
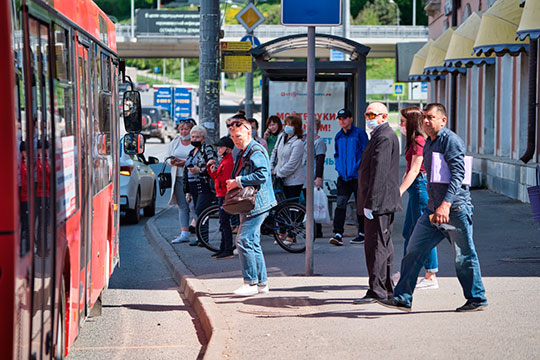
<box><xmin>164</xmin><ymin>102</ymin><xmax>487</xmax><ymax>312</ymax></box>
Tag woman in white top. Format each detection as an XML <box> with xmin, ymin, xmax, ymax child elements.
<box><xmin>270</xmin><ymin>114</ymin><xmax>305</xmax><ymax>244</ymax></box>
<box><xmin>168</xmin><ymin>119</ymin><xmax>195</xmax><ymax>244</ymax></box>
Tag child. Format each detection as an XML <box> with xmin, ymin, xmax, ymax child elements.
<box><xmin>207</xmin><ymin>136</ymin><xmax>235</xmax><ymax>259</ymax></box>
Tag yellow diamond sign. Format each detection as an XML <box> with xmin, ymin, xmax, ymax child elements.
<box><xmin>235</xmin><ymin>3</ymin><xmax>265</xmax><ymax>33</ymax></box>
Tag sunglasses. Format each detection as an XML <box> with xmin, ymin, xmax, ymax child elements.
<box><xmin>364</xmin><ymin>112</ymin><xmax>385</xmax><ymax>120</ymax></box>
<box><xmin>226</xmin><ymin>120</ymin><xmax>250</xmax><ymax>130</ymax></box>
<box><xmin>179</xmin><ymin>118</ymin><xmax>196</xmax><ymax>124</ymax></box>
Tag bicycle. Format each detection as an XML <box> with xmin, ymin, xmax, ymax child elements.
<box><xmin>196</xmin><ymin>187</ymin><xmax>307</xmax><ymax>254</ymax></box>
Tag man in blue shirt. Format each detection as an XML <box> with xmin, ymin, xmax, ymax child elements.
<box><xmin>377</xmin><ymin>103</ymin><xmax>488</xmax><ymax>313</ymax></box>
<box><xmin>329</xmin><ymin>108</ymin><xmax>369</xmax><ymax>246</ymax></box>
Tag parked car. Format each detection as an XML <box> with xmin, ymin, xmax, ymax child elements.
<box><xmin>136</xmin><ymin>82</ymin><xmax>150</xmax><ymax>92</ymax></box>
<box><xmin>141</xmin><ymin>106</ymin><xmax>177</xmax><ymax>143</ymax></box>
<box><xmin>120</xmin><ymin>139</ymin><xmax>159</xmax><ymax>224</ymax></box>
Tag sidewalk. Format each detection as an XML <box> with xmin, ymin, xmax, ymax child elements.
<box><xmin>146</xmin><ymin>188</ymin><xmax>540</xmax><ymax>359</ymax></box>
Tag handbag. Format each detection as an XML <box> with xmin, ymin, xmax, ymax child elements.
<box><xmin>158</xmin><ymin>156</ymin><xmax>174</xmax><ymax>196</ymax></box>
<box><xmin>222</xmin><ymin>147</ymin><xmax>261</xmax><ymax>215</ymax></box>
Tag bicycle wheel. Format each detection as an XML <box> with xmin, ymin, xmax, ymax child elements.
<box><xmin>196</xmin><ymin>205</ymin><xmax>221</xmax><ymax>252</ymax></box>
<box><xmin>272</xmin><ymin>202</ymin><xmax>306</xmax><ymax>253</ymax></box>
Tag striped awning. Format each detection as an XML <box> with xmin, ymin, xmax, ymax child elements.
<box><xmin>424</xmin><ymin>28</ymin><xmax>466</xmax><ymax>75</ymax></box>
<box><xmin>445</xmin><ymin>12</ymin><xmax>496</xmax><ymax>67</ymax></box>
<box><xmin>516</xmin><ymin>0</ymin><xmax>540</xmax><ymax>40</ymax></box>
<box><xmin>473</xmin><ymin>0</ymin><xmax>528</xmax><ymax>56</ymax></box>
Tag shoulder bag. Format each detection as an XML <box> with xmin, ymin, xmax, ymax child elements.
<box><xmin>222</xmin><ymin>147</ymin><xmax>261</xmax><ymax>215</ymax></box>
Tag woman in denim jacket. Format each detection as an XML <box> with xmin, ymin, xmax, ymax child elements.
<box><xmin>226</xmin><ymin>117</ymin><xmax>277</xmax><ymax>297</ymax></box>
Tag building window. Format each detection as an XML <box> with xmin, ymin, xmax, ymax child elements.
<box><xmin>462</xmin><ymin>3</ymin><xmax>471</xmax><ymax>23</ymax></box>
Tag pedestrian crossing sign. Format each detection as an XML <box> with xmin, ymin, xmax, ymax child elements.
<box><xmin>393</xmin><ymin>83</ymin><xmax>405</xmax><ymax>96</ymax></box>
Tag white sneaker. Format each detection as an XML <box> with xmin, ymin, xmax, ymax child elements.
<box><xmin>391</xmin><ymin>272</ymin><xmax>400</xmax><ymax>284</ymax></box>
<box><xmin>171</xmin><ymin>235</ymin><xmax>189</xmax><ymax>244</ymax></box>
<box><xmin>233</xmin><ymin>284</ymin><xmax>258</xmax><ymax>297</ymax></box>
<box><xmin>233</xmin><ymin>248</ymin><xmax>238</xmax><ymax>255</ymax></box>
<box><xmin>416</xmin><ymin>278</ymin><xmax>439</xmax><ymax>290</ymax></box>
<box><xmin>257</xmin><ymin>284</ymin><xmax>269</xmax><ymax>294</ymax></box>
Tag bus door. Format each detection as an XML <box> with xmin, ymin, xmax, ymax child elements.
<box><xmin>26</xmin><ymin>16</ymin><xmax>55</xmax><ymax>359</ymax></box>
<box><xmin>77</xmin><ymin>37</ymin><xmax>92</xmax><ymax>324</ymax></box>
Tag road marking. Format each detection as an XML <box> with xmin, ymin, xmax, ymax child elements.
<box><xmin>71</xmin><ymin>344</ymin><xmax>186</xmax><ymax>350</ymax></box>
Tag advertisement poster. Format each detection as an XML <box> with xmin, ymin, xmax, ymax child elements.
<box><xmin>56</xmin><ymin>136</ymin><xmax>76</xmax><ymax>221</ymax></box>
<box><xmin>154</xmin><ymin>86</ymin><xmax>173</xmax><ymax>114</ymax></box>
<box><xmin>267</xmin><ymin>80</ymin><xmax>346</xmax><ymax>190</ymax></box>
<box><xmin>174</xmin><ymin>87</ymin><xmax>192</xmax><ymax>123</ymax></box>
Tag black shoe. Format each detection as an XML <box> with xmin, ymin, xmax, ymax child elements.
<box><xmin>352</xmin><ymin>295</ymin><xmax>380</xmax><ymax>304</ymax></box>
<box><xmin>376</xmin><ymin>298</ymin><xmax>412</xmax><ymax>312</ymax></box>
<box><xmin>329</xmin><ymin>233</ymin><xmax>343</xmax><ymax>246</ymax></box>
<box><xmin>350</xmin><ymin>234</ymin><xmax>365</xmax><ymax>244</ymax></box>
<box><xmin>211</xmin><ymin>251</ymin><xmax>223</xmax><ymax>258</ymax></box>
<box><xmin>216</xmin><ymin>251</ymin><xmax>235</xmax><ymax>259</ymax></box>
<box><xmin>456</xmin><ymin>302</ymin><xmax>487</xmax><ymax>312</ymax></box>
<box><xmin>189</xmin><ymin>225</ymin><xmax>196</xmax><ymax>234</ymax></box>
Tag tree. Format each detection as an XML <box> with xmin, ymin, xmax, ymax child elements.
<box><xmin>353</xmin><ymin>0</ymin><xmax>398</xmax><ymax>25</ymax></box>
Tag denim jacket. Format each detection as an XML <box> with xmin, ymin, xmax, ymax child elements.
<box><xmin>233</xmin><ymin>140</ymin><xmax>277</xmax><ymax>217</ymax></box>
<box><xmin>423</xmin><ymin>126</ymin><xmax>471</xmax><ymax>211</ymax></box>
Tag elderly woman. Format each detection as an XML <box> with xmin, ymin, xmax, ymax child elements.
<box><xmin>168</xmin><ymin>119</ymin><xmax>196</xmax><ymax>244</ymax></box>
<box><xmin>226</xmin><ymin>117</ymin><xmax>277</xmax><ymax>297</ymax></box>
<box><xmin>184</xmin><ymin>125</ymin><xmax>216</xmax><ymax>246</ymax></box>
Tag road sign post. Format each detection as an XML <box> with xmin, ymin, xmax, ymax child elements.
<box><xmin>281</xmin><ymin>0</ymin><xmax>341</xmax><ymax>276</ymax></box>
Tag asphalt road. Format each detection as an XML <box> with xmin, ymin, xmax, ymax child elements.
<box><xmin>68</xmin><ymin>142</ymin><xmax>205</xmax><ymax>360</ymax></box>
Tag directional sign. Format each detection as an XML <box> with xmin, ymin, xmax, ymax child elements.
<box><xmin>221</xmin><ymin>41</ymin><xmax>253</xmax><ymax>73</ymax></box>
<box><xmin>421</xmin><ymin>82</ymin><xmax>429</xmax><ymax>92</ymax></box>
<box><xmin>281</xmin><ymin>0</ymin><xmax>342</xmax><ymax>26</ymax></box>
<box><xmin>330</xmin><ymin>49</ymin><xmax>345</xmax><ymax>61</ymax></box>
<box><xmin>393</xmin><ymin>82</ymin><xmax>405</xmax><ymax>96</ymax></box>
<box><xmin>236</xmin><ymin>3</ymin><xmax>265</xmax><ymax>33</ymax></box>
<box><xmin>240</xmin><ymin>34</ymin><xmax>261</xmax><ymax>48</ymax></box>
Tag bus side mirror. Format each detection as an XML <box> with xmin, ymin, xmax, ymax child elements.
<box><xmin>123</xmin><ymin>133</ymin><xmax>145</xmax><ymax>155</ymax></box>
<box><xmin>123</xmin><ymin>90</ymin><xmax>142</xmax><ymax>132</ymax></box>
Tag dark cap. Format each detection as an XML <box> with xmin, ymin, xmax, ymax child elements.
<box><xmin>231</xmin><ymin>113</ymin><xmax>247</xmax><ymax>120</ymax></box>
<box><xmin>216</xmin><ymin>136</ymin><xmax>234</xmax><ymax>149</ymax></box>
<box><xmin>336</xmin><ymin>108</ymin><xmax>353</xmax><ymax>118</ymax></box>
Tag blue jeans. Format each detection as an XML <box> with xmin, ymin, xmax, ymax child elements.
<box><xmin>402</xmin><ymin>174</ymin><xmax>438</xmax><ymax>273</ymax></box>
<box><xmin>394</xmin><ymin>204</ymin><xmax>487</xmax><ymax>307</ymax></box>
<box><xmin>174</xmin><ymin>176</ymin><xmax>190</xmax><ymax>228</ymax></box>
<box><xmin>236</xmin><ymin>212</ymin><xmax>268</xmax><ymax>286</ymax></box>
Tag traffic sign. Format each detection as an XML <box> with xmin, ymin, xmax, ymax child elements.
<box><xmin>281</xmin><ymin>0</ymin><xmax>341</xmax><ymax>26</ymax></box>
<box><xmin>330</xmin><ymin>49</ymin><xmax>345</xmax><ymax>61</ymax></box>
<box><xmin>240</xmin><ymin>34</ymin><xmax>261</xmax><ymax>48</ymax></box>
<box><xmin>221</xmin><ymin>41</ymin><xmax>252</xmax><ymax>73</ymax></box>
<box><xmin>393</xmin><ymin>82</ymin><xmax>405</xmax><ymax>96</ymax></box>
<box><xmin>236</xmin><ymin>3</ymin><xmax>265</xmax><ymax>33</ymax></box>
<box><xmin>421</xmin><ymin>82</ymin><xmax>429</xmax><ymax>92</ymax></box>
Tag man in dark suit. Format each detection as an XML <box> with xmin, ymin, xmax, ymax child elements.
<box><xmin>354</xmin><ymin>102</ymin><xmax>402</xmax><ymax>304</ymax></box>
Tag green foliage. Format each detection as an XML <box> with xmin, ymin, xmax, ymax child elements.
<box><xmin>353</xmin><ymin>0</ymin><xmax>398</xmax><ymax>25</ymax></box>
<box><xmin>366</xmin><ymin>58</ymin><xmax>395</xmax><ymax>79</ymax></box>
<box><xmin>95</xmin><ymin>0</ymin><xmax>155</xmax><ymax>22</ymax></box>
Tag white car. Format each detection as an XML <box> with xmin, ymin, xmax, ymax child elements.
<box><xmin>120</xmin><ymin>140</ymin><xmax>159</xmax><ymax>224</ymax></box>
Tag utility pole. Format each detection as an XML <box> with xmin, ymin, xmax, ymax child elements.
<box><xmin>413</xmin><ymin>0</ymin><xmax>416</xmax><ymax>26</ymax></box>
<box><xmin>199</xmin><ymin>0</ymin><xmax>221</xmax><ymax>143</ymax></box>
<box><xmin>342</xmin><ymin>0</ymin><xmax>350</xmax><ymax>39</ymax></box>
<box><xmin>244</xmin><ymin>0</ymin><xmax>254</xmax><ymax>118</ymax></box>
<box><xmin>130</xmin><ymin>0</ymin><xmax>134</xmax><ymax>38</ymax></box>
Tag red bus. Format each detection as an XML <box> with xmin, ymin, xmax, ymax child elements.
<box><xmin>0</xmin><ymin>0</ymin><xmax>141</xmax><ymax>358</ymax></box>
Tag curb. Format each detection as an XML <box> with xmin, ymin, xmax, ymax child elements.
<box><xmin>144</xmin><ymin>207</ymin><xmax>230</xmax><ymax>360</ymax></box>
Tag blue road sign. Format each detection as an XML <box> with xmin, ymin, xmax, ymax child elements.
<box><xmin>393</xmin><ymin>83</ymin><xmax>405</xmax><ymax>96</ymax></box>
<box><xmin>240</xmin><ymin>34</ymin><xmax>261</xmax><ymax>47</ymax></box>
<box><xmin>281</xmin><ymin>0</ymin><xmax>341</xmax><ymax>26</ymax></box>
<box><xmin>173</xmin><ymin>87</ymin><xmax>193</xmax><ymax>123</ymax></box>
<box><xmin>154</xmin><ymin>86</ymin><xmax>172</xmax><ymax>114</ymax></box>
<box><xmin>330</xmin><ymin>49</ymin><xmax>345</xmax><ymax>61</ymax></box>
<box><xmin>421</xmin><ymin>82</ymin><xmax>429</xmax><ymax>92</ymax></box>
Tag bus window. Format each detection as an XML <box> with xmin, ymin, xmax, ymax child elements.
<box><xmin>54</xmin><ymin>24</ymin><xmax>77</xmax><ymax>221</ymax></box>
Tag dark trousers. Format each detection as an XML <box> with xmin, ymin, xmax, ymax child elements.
<box><xmin>189</xmin><ymin>180</ymin><xmax>214</xmax><ymax>216</ymax></box>
<box><xmin>217</xmin><ymin>197</ymin><xmax>233</xmax><ymax>253</ymax></box>
<box><xmin>283</xmin><ymin>184</ymin><xmax>303</xmax><ymax>201</ymax></box>
<box><xmin>364</xmin><ymin>213</ymin><xmax>395</xmax><ymax>299</ymax></box>
<box><xmin>333</xmin><ymin>177</ymin><xmax>364</xmax><ymax>235</ymax></box>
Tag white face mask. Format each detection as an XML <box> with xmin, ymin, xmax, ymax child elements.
<box><xmin>180</xmin><ymin>135</ymin><xmax>191</xmax><ymax>141</ymax></box>
<box><xmin>366</xmin><ymin>119</ymin><xmax>379</xmax><ymax>130</ymax></box>
<box><xmin>400</xmin><ymin>126</ymin><xmax>407</xmax><ymax>136</ymax></box>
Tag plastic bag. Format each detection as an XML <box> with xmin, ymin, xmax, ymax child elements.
<box><xmin>313</xmin><ymin>187</ymin><xmax>331</xmax><ymax>224</ymax></box>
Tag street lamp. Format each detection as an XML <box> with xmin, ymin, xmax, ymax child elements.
<box><xmin>388</xmin><ymin>0</ymin><xmax>400</xmax><ymax>26</ymax></box>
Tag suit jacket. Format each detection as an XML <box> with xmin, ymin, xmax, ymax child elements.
<box><xmin>357</xmin><ymin>122</ymin><xmax>402</xmax><ymax>215</ymax></box>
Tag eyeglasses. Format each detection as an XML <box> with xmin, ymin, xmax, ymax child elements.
<box><xmin>364</xmin><ymin>112</ymin><xmax>385</xmax><ymax>120</ymax></box>
<box><xmin>226</xmin><ymin>120</ymin><xmax>250</xmax><ymax>131</ymax></box>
